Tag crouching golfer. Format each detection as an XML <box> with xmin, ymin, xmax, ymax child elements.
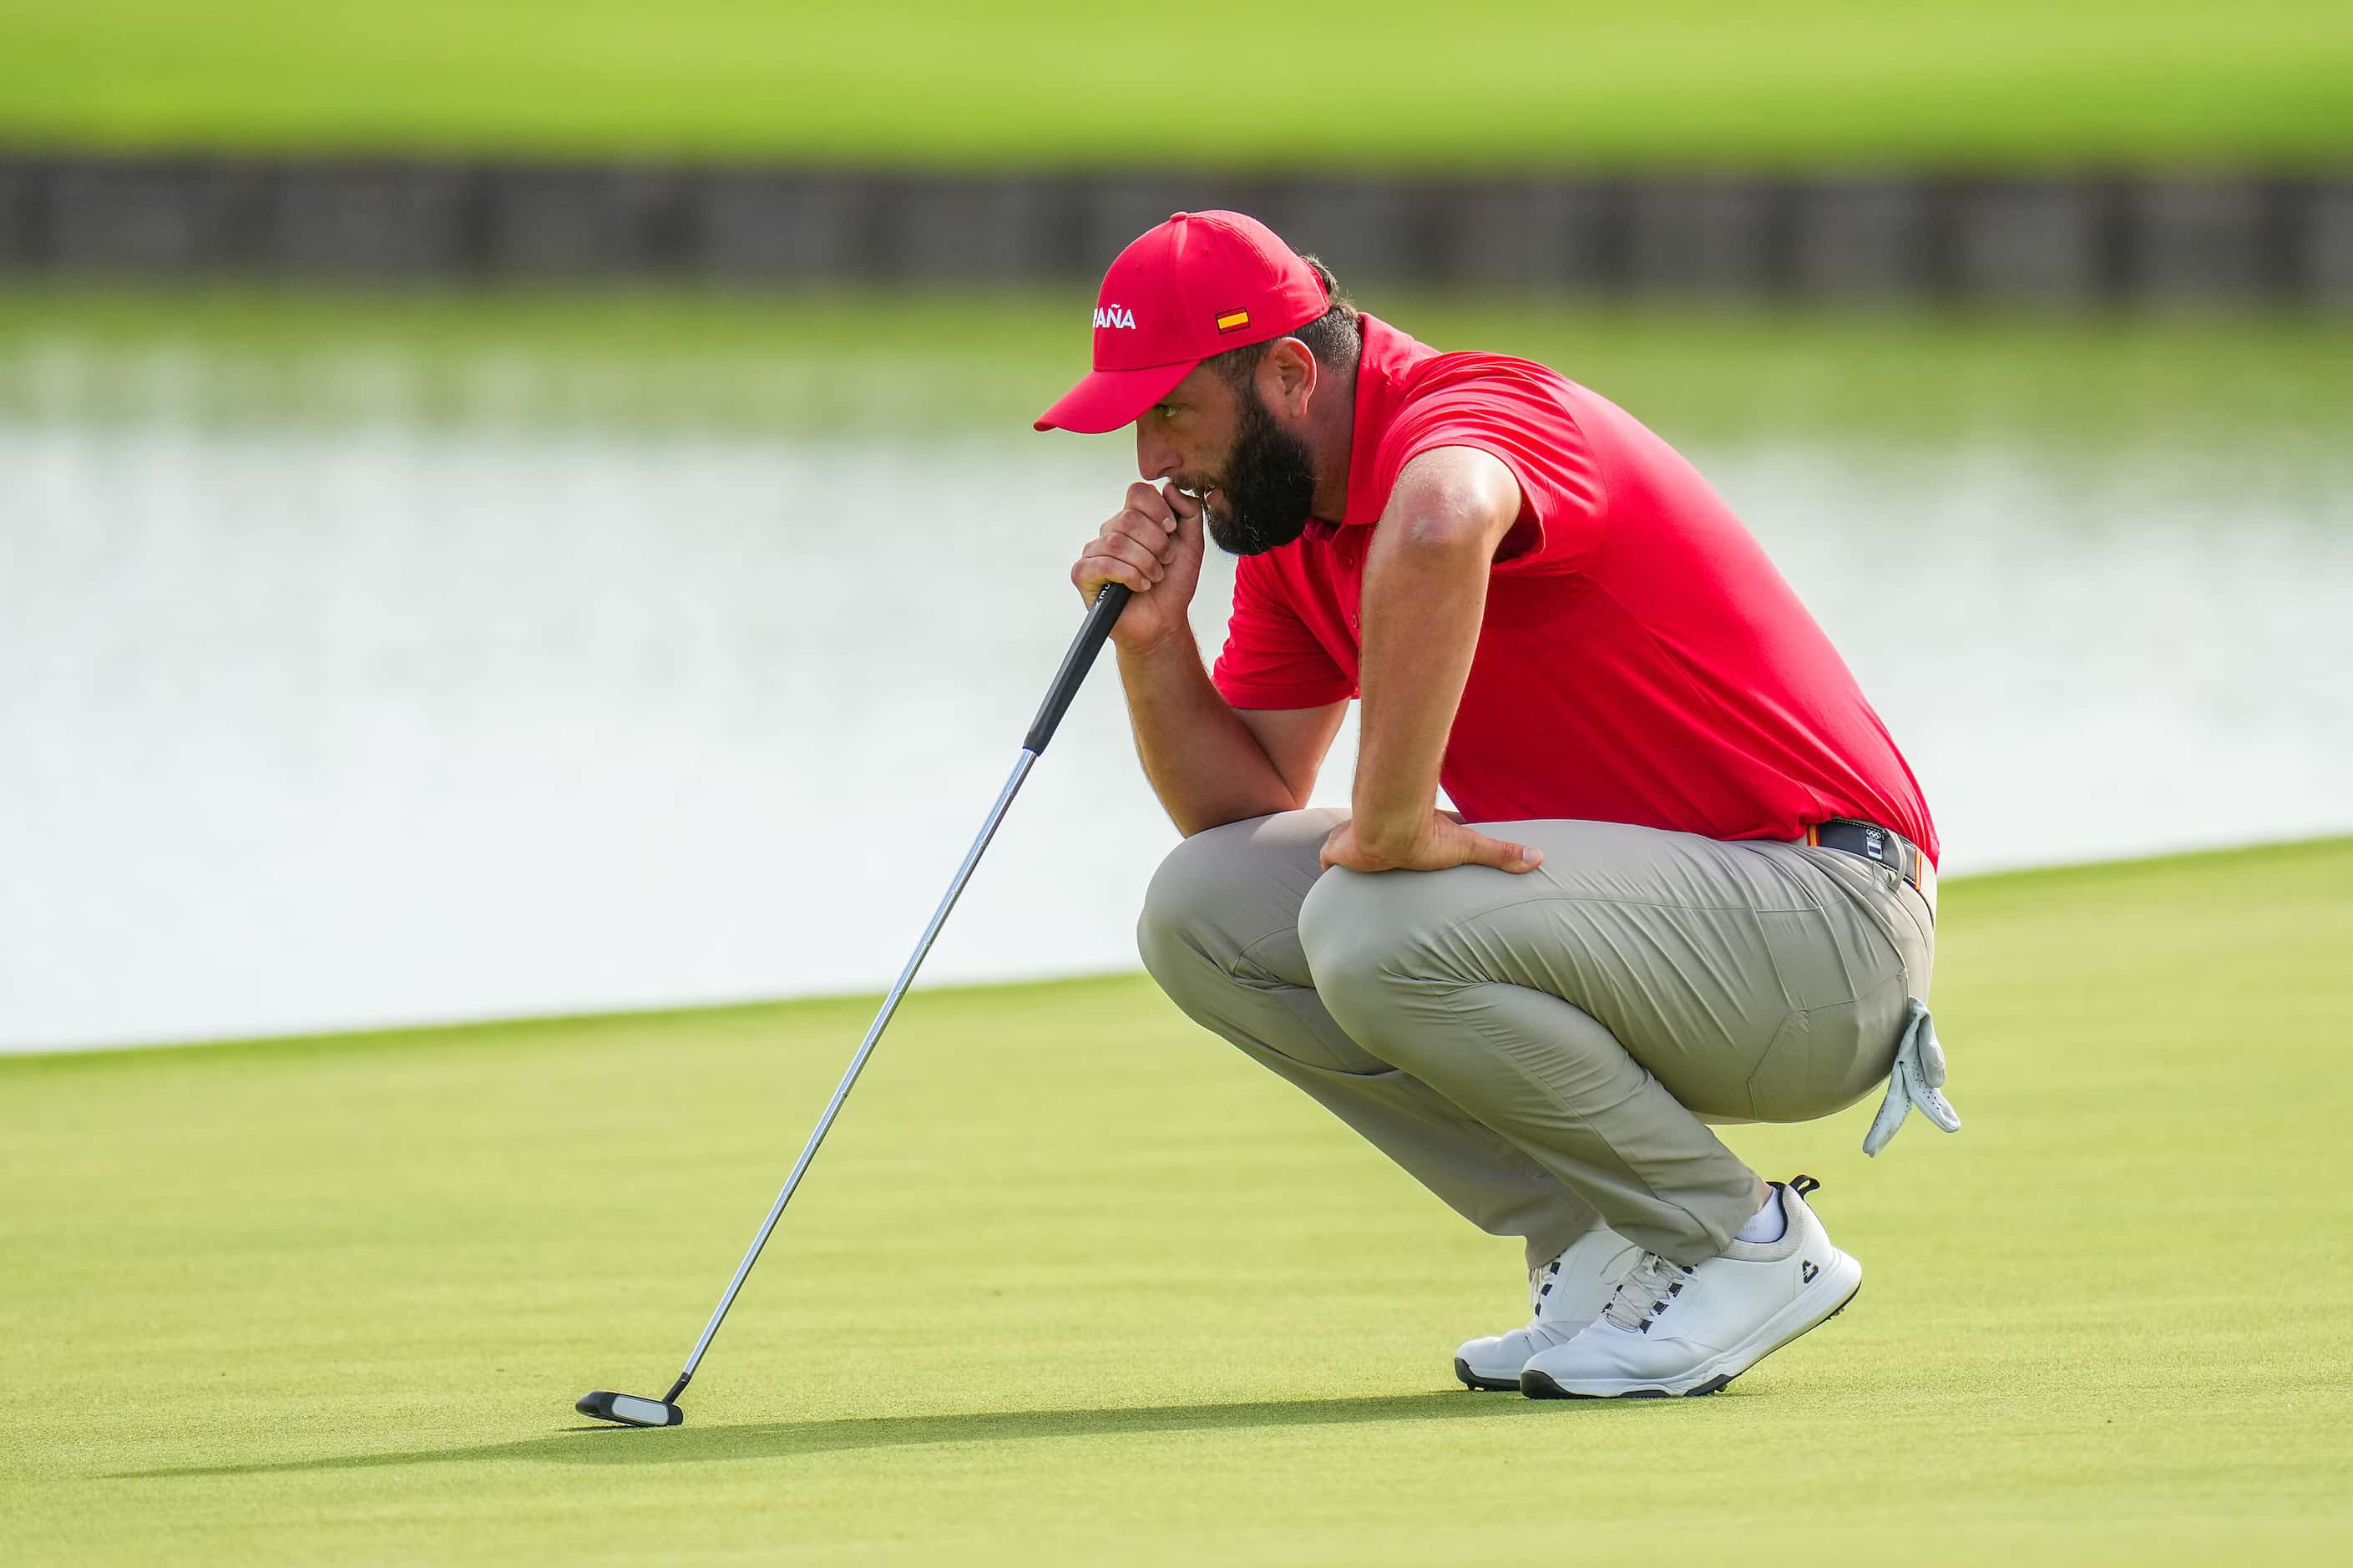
<box><xmin>1040</xmin><ymin>211</ymin><xmax>1953</xmax><ymax>1399</ymax></box>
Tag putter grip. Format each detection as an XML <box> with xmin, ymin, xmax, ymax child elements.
<box><xmin>1022</xmin><ymin>584</ymin><xmax>1131</xmax><ymax>755</ymax></box>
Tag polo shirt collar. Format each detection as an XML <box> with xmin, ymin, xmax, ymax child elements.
<box><xmin>1302</xmin><ymin>314</ymin><xmax>1435</xmax><ymax>543</ymax></box>
<box><xmin>1343</xmin><ymin>314</ymin><xmax>1436</xmax><ymax>529</ymax></box>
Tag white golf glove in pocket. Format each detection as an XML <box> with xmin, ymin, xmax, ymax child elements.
<box><xmin>1863</xmin><ymin>996</ymin><xmax>1961</xmax><ymax>1156</ymax></box>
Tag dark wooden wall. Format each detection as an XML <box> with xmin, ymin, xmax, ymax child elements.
<box><xmin>3</xmin><ymin>154</ymin><xmax>2345</xmax><ymax>302</ymax></box>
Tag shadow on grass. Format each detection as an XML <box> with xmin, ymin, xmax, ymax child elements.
<box><xmin>114</xmin><ymin>1388</ymin><xmax>1650</xmax><ymax>1478</ymax></box>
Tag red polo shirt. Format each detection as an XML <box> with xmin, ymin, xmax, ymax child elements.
<box><xmin>1209</xmin><ymin>315</ymin><xmax>1938</xmax><ymax>863</ymax></box>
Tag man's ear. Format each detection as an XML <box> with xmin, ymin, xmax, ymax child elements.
<box><xmin>1257</xmin><ymin>337</ymin><xmax>1318</xmax><ymax>419</ymax></box>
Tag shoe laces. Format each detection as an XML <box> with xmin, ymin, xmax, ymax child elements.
<box><xmin>1526</xmin><ymin>1257</ymin><xmax>1562</xmax><ymax>1318</ymax></box>
<box><xmin>1600</xmin><ymin>1252</ymin><xmax>1694</xmax><ymax>1334</ymax></box>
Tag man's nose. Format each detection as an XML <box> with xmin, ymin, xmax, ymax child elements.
<box><xmin>1136</xmin><ymin>428</ymin><xmax>1179</xmax><ymax>483</ymax></box>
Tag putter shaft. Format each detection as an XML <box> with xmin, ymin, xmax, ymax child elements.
<box><xmin>664</xmin><ymin>746</ymin><xmax>1040</xmax><ymax>1399</ymax></box>
<box><xmin>595</xmin><ymin>584</ymin><xmax>1127</xmax><ymax>1421</ymax></box>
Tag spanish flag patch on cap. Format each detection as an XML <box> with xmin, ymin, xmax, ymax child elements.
<box><xmin>1214</xmin><ymin>307</ymin><xmax>1251</xmax><ymax>334</ymax></box>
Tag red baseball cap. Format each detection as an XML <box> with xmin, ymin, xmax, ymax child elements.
<box><xmin>1034</xmin><ymin>210</ymin><xmax>1329</xmax><ymax>433</ymax></box>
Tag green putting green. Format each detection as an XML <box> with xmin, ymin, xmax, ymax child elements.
<box><xmin>4</xmin><ymin>2</ymin><xmax>2349</xmax><ymax>167</ymax></box>
<box><xmin>5</xmin><ymin>838</ymin><xmax>2350</xmax><ymax>1564</ymax></box>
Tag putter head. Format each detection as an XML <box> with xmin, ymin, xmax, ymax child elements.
<box><xmin>576</xmin><ymin>1389</ymin><xmax>685</xmax><ymax>1427</ymax></box>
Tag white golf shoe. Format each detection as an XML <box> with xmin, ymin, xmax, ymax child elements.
<box><xmin>1518</xmin><ymin>1176</ymin><xmax>1861</xmax><ymax>1399</ymax></box>
<box><xmin>1453</xmin><ymin>1225</ymin><xmax>1641</xmax><ymax>1390</ymax></box>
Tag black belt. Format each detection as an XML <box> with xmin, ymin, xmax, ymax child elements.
<box><xmin>1805</xmin><ymin>818</ymin><xmax>1936</xmax><ymax>905</ymax></box>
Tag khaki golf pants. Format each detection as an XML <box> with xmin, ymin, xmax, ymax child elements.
<box><xmin>1137</xmin><ymin>811</ymin><xmax>1936</xmax><ymax>1267</ymax></box>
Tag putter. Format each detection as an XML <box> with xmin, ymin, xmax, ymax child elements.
<box><xmin>578</xmin><ymin>582</ymin><xmax>1131</xmax><ymax>1428</ymax></box>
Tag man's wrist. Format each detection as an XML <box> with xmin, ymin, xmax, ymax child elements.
<box><xmin>1350</xmin><ymin>805</ymin><xmax>1435</xmax><ymax>860</ymax></box>
<box><xmin>1116</xmin><ymin>620</ymin><xmax>1198</xmax><ymax>667</ymax></box>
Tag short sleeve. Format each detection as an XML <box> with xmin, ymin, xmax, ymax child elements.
<box><xmin>1211</xmin><ymin>555</ymin><xmax>1354</xmax><ymax>710</ymax></box>
<box><xmin>1374</xmin><ymin>356</ymin><xmax>1608</xmax><ymax>575</ymax></box>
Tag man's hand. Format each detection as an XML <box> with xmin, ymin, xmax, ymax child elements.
<box><xmin>1318</xmin><ymin>811</ymin><xmax>1545</xmax><ymax>874</ymax></box>
<box><xmin>1072</xmin><ymin>481</ymin><xmax>1205</xmax><ymax>654</ymax></box>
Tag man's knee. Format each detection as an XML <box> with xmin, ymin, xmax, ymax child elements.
<box><xmin>1136</xmin><ymin>808</ymin><xmax>1343</xmax><ymax>986</ymax></box>
<box><xmin>1135</xmin><ymin>816</ymin><xmax>1298</xmax><ymax>994</ymax></box>
<box><xmin>1297</xmin><ymin>868</ymin><xmax>1423</xmax><ymax>1029</ymax></box>
<box><xmin>1299</xmin><ymin>867</ymin><xmax>1586</xmax><ymax>1075</ymax></box>
<box><xmin>1138</xmin><ymin>829</ymin><xmax>1227</xmax><ymax>989</ymax></box>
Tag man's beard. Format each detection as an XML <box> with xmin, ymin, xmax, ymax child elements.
<box><xmin>1191</xmin><ymin>388</ymin><xmax>1318</xmax><ymax>557</ymax></box>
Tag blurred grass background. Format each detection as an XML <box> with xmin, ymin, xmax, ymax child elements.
<box><xmin>4</xmin><ymin>0</ymin><xmax>2350</xmax><ymax>168</ymax></box>
<box><xmin>7</xmin><ymin>286</ymin><xmax>2351</xmax><ymax>440</ymax></box>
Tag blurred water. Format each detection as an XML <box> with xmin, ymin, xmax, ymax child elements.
<box><xmin>5</xmin><ymin>393</ymin><xmax>2350</xmax><ymax>1051</ymax></box>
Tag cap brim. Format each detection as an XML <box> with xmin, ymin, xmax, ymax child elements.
<box><xmin>1034</xmin><ymin>360</ymin><xmax>1198</xmax><ymax>433</ymax></box>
